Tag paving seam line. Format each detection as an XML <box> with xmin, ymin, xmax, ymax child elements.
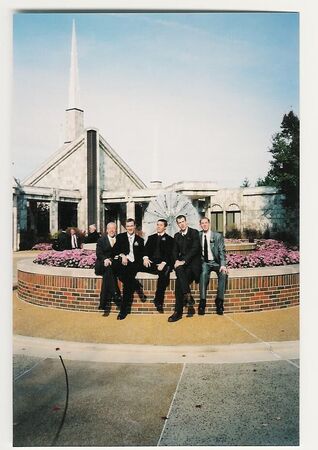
<box><xmin>157</xmin><ymin>363</ymin><xmax>186</xmax><ymax>446</ymax></box>
<box><xmin>14</xmin><ymin>359</ymin><xmax>44</xmax><ymax>382</ymax></box>
<box><xmin>225</xmin><ymin>315</ymin><xmax>299</xmax><ymax>369</ymax></box>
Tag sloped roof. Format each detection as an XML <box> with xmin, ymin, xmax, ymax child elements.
<box><xmin>21</xmin><ymin>128</ymin><xmax>146</xmax><ymax>190</ymax></box>
<box><xmin>22</xmin><ymin>133</ymin><xmax>85</xmax><ymax>187</ymax></box>
<box><xmin>99</xmin><ymin>134</ymin><xmax>146</xmax><ymax>190</ymax></box>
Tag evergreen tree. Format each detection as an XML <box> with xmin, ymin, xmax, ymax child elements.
<box><xmin>241</xmin><ymin>177</ymin><xmax>250</xmax><ymax>188</ymax></box>
<box><xmin>263</xmin><ymin>111</ymin><xmax>299</xmax><ymax>207</ymax></box>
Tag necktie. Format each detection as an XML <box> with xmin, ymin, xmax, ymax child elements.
<box><xmin>204</xmin><ymin>234</ymin><xmax>209</xmax><ymax>262</ymax></box>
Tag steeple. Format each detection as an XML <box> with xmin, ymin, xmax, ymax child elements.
<box><xmin>64</xmin><ymin>20</ymin><xmax>84</xmax><ymax>144</ymax></box>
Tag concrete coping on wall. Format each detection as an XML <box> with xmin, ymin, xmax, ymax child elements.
<box><xmin>82</xmin><ymin>242</ymin><xmax>257</xmax><ymax>252</ymax></box>
<box><xmin>17</xmin><ymin>259</ymin><xmax>300</xmax><ymax>279</ymax></box>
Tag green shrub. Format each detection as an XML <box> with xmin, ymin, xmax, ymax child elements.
<box><xmin>225</xmin><ymin>227</ymin><xmax>242</xmax><ymax>239</ymax></box>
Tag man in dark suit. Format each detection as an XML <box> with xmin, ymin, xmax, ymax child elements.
<box><xmin>168</xmin><ymin>215</ymin><xmax>201</xmax><ymax>322</ymax></box>
<box><xmin>113</xmin><ymin>218</ymin><xmax>144</xmax><ymax>320</ymax></box>
<box><xmin>199</xmin><ymin>217</ymin><xmax>228</xmax><ymax>315</ymax></box>
<box><xmin>96</xmin><ymin>222</ymin><xmax>121</xmax><ymax>312</ymax></box>
<box><xmin>143</xmin><ymin>219</ymin><xmax>174</xmax><ymax>313</ymax></box>
<box><xmin>84</xmin><ymin>224</ymin><xmax>101</xmax><ymax>244</ymax></box>
<box><xmin>68</xmin><ymin>227</ymin><xmax>83</xmax><ymax>249</ymax></box>
<box><xmin>54</xmin><ymin>227</ymin><xmax>68</xmax><ymax>251</ymax></box>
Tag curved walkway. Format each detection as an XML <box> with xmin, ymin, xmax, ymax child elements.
<box><xmin>13</xmin><ymin>292</ymin><xmax>299</xmax><ymax>363</ymax></box>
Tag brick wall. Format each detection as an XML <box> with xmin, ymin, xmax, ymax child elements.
<box><xmin>17</xmin><ymin>267</ymin><xmax>299</xmax><ymax>314</ymax></box>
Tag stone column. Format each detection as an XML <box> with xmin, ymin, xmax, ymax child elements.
<box><xmin>12</xmin><ymin>194</ymin><xmax>18</xmax><ymax>251</ymax></box>
<box><xmin>223</xmin><ymin>211</ymin><xmax>226</xmax><ymax>235</ymax></box>
<box><xmin>126</xmin><ymin>200</ymin><xmax>135</xmax><ymax>220</ymax></box>
<box><xmin>50</xmin><ymin>189</ymin><xmax>59</xmax><ymax>235</ymax></box>
<box><xmin>77</xmin><ymin>199</ymin><xmax>86</xmax><ymax>232</ymax></box>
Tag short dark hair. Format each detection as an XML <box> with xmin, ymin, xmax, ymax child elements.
<box><xmin>125</xmin><ymin>218</ymin><xmax>136</xmax><ymax>226</ymax></box>
<box><xmin>157</xmin><ymin>219</ymin><xmax>168</xmax><ymax>227</ymax></box>
<box><xmin>200</xmin><ymin>217</ymin><xmax>210</xmax><ymax>223</ymax></box>
<box><xmin>176</xmin><ymin>215</ymin><xmax>186</xmax><ymax>222</ymax></box>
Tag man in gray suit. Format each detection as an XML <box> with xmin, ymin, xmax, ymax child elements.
<box><xmin>199</xmin><ymin>217</ymin><xmax>228</xmax><ymax>315</ymax></box>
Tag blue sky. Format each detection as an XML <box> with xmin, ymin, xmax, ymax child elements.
<box><xmin>12</xmin><ymin>12</ymin><xmax>299</xmax><ymax>187</ymax></box>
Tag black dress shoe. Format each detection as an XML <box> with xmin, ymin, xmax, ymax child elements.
<box><xmin>156</xmin><ymin>305</ymin><xmax>164</xmax><ymax>313</ymax></box>
<box><xmin>117</xmin><ymin>311</ymin><xmax>127</xmax><ymax>320</ymax></box>
<box><xmin>198</xmin><ymin>306</ymin><xmax>205</xmax><ymax>315</ymax></box>
<box><xmin>215</xmin><ymin>298</ymin><xmax>224</xmax><ymax>315</ymax></box>
<box><xmin>168</xmin><ymin>312</ymin><xmax>182</xmax><ymax>322</ymax></box>
<box><xmin>186</xmin><ymin>305</ymin><xmax>195</xmax><ymax>317</ymax></box>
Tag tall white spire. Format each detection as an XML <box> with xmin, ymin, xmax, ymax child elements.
<box><xmin>64</xmin><ymin>20</ymin><xmax>84</xmax><ymax>144</ymax></box>
<box><xmin>68</xmin><ymin>20</ymin><xmax>81</xmax><ymax>109</ymax></box>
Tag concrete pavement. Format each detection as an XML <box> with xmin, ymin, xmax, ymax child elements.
<box><xmin>12</xmin><ymin>251</ymin><xmax>300</xmax><ymax>446</ymax></box>
<box><xmin>13</xmin><ymin>353</ymin><xmax>299</xmax><ymax>447</ymax></box>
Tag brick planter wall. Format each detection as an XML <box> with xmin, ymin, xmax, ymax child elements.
<box><xmin>17</xmin><ymin>260</ymin><xmax>299</xmax><ymax>314</ymax></box>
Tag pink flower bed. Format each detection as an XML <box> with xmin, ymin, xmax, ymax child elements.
<box><xmin>33</xmin><ymin>240</ymin><xmax>299</xmax><ymax>270</ymax></box>
<box><xmin>33</xmin><ymin>249</ymin><xmax>96</xmax><ymax>268</ymax></box>
<box><xmin>32</xmin><ymin>243</ymin><xmax>53</xmax><ymax>251</ymax></box>
<box><xmin>226</xmin><ymin>239</ymin><xmax>299</xmax><ymax>269</ymax></box>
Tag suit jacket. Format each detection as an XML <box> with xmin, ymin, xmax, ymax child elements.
<box><xmin>173</xmin><ymin>227</ymin><xmax>201</xmax><ymax>280</ymax></box>
<box><xmin>113</xmin><ymin>232</ymin><xmax>144</xmax><ymax>265</ymax></box>
<box><xmin>144</xmin><ymin>233</ymin><xmax>174</xmax><ymax>266</ymax></box>
<box><xmin>95</xmin><ymin>235</ymin><xmax>116</xmax><ymax>275</ymax></box>
<box><xmin>199</xmin><ymin>230</ymin><xmax>226</xmax><ymax>267</ymax></box>
<box><xmin>67</xmin><ymin>234</ymin><xmax>82</xmax><ymax>250</ymax></box>
<box><xmin>96</xmin><ymin>235</ymin><xmax>115</xmax><ymax>261</ymax></box>
<box><xmin>55</xmin><ymin>231</ymin><xmax>68</xmax><ymax>251</ymax></box>
<box><xmin>85</xmin><ymin>230</ymin><xmax>101</xmax><ymax>244</ymax></box>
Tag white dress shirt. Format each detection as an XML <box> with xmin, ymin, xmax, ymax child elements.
<box><xmin>127</xmin><ymin>233</ymin><xmax>135</xmax><ymax>262</ymax></box>
<box><xmin>108</xmin><ymin>235</ymin><xmax>116</xmax><ymax>247</ymax></box>
<box><xmin>181</xmin><ymin>228</ymin><xmax>188</xmax><ymax>236</ymax></box>
<box><xmin>71</xmin><ymin>234</ymin><xmax>78</xmax><ymax>249</ymax></box>
<box><xmin>202</xmin><ymin>230</ymin><xmax>214</xmax><ymax>261</ymax></box>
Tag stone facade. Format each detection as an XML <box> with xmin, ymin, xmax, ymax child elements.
<box><xmin>209</xmin><ymin>187</ymin><xmax>297</xmax><ymax>236</ymax></box>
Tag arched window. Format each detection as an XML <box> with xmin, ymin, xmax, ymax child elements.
<box><xmin>211</xmin><ymin>204</ymin><xmax>223</xmax><ymax>233</ymax></box>
<box><xmin>226</xmin><ymin>203</ymin><xmax>241</xmax><ymax>231</ymax></box>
